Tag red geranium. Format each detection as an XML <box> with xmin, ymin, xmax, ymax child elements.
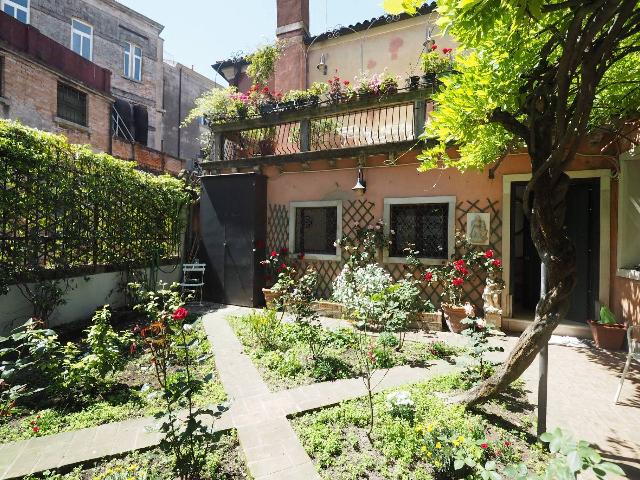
<box><xmin>484</xmin><ymin>249</ymin><xmax>494</xmax><ymax>258</ymax></box>
<box><xmin>452</xmin><ymin>277</ymin><xmax>464</xmax><ymax>287</ymax></box>
<box><xmin>172</xmin><ymin>307</ymin><xmax>189</xmax><ymax>321</ymax></box>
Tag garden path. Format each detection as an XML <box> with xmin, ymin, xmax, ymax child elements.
<box><xmin>0</xmin><ymin>306</ymin><xmax>456</xmax><ymax>479</ymax></box>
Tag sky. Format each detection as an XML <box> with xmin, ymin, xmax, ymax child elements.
<box><xmin>117</xmin><ymin>1</ymin><xmax>388</xmax><ymax>84</ymax></box>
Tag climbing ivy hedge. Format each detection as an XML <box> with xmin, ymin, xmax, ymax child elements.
<box><xmin>0</xmin><ymin>120</ymin><xmax>190</xmax><ymax>290</ymax></box>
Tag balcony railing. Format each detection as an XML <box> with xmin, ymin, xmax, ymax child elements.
<box><xmin>202</xmin><ymin>88</ymin><xmax>431</xmax><ymax>169</ymax></box>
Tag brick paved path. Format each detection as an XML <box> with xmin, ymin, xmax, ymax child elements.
<box><xmin>0</xmin><ymin>306</ymin><xmax>455</xmax><ymax>479</ymax></box>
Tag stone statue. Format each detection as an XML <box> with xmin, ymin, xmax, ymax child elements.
<box><xmin>469</xmin><ymin>215</ymin><xmax>489</xmax><ymax>244</ymax></box>
<box><xmin>483</xmin><ymin>275</ymin><xmax>504</xmax><ymax>315</ymax></box>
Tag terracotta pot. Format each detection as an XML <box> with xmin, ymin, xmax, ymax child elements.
<box><xmin>442</xmin><ymin>304</ymin><xmax>471</xmax><ymax>334</ymax></box>
<box><xmin>588</xmin><ymin>320</ymin><xmax>627</xmax><ymax>350</ymax></box>
<box><xmin>262</xmin><ymin>288</ymin><xmax>281</xmax><ymax>309</ymax></box>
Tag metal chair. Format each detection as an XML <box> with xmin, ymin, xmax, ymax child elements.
<box><xmin>180</xmin><ymin>263</ymin><xmax>206</xmax><ymax>305</ymax></box>
<box><xmin>614</xmin><ymin>325</ymin><xmax>639</xmax><ymax>404</ymax></box>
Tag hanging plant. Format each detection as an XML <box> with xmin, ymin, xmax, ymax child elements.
<box><xmin>246</xmin><ymin>40</ymin><xmax>286</xmax><ymax>85</ymax></box>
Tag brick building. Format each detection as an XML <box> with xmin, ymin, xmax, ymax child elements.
<box><xmin>1</xmin><ymin>0</ymin><xmax>218</xmax><ymax>168</ymax></box>
<box><xmin>0</xmin><ymin>12</ymin><xmax>112</xmax><ymax>152</ymax></box>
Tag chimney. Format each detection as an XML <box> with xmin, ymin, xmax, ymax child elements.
<box><xmin>274</xmin><ymin>0</ymin><xmax>309</xmax><ymax>93</ymax></box>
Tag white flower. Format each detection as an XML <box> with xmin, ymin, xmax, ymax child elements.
<box><xmin>183</xmin><ymin>323</ymin><xmax>193</xmax><ymax>332</ymax></box>
<box><xmin>386</xmin><ymin>391</ymin><xmax>414</xmax><ymax>409</ymax></box>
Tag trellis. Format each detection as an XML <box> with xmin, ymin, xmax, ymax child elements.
<box><xmin>266</xmin><ymin>197</ymin><xmax>502</xmax><ymax>307</ymax></box>
<box><xmin>0</xmin><ymin>121</ymin><xmax>189</xmax><ymax>284</ymax></box>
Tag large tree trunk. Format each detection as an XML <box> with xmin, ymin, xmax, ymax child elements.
<box><xmin>452</xmin><ymin>170</ymin><xmax>577</xmax><ymax>407</ymax></box>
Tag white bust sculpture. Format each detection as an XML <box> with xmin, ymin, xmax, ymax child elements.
<box><xmin>483</xmin><ymin>276</ymin><xmax>503</xmax><ymax>315</ymax></box>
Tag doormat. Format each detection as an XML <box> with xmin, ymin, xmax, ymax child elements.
<box><xmin>548</xmin><ymin>335</ymin><xmax>591</xmax><ymax>348</ymax></box>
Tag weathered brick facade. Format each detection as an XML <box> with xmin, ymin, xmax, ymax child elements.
<box><xmin>112</xmin><ymin>138</ymin><xmax>185</xmax><ymax>175</ymax></box>
<box><xmin>0</xmin><ymin>39</ymin><xmax>112</xmax><ymax>152</ymax></box>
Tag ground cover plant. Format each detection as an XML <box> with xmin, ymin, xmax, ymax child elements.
<box><xmin>229</xmin><ymin>311</ymin><xmax>460</xmax><ymax>391</ymax></box>
<box><xmin>292</xmin><ymin>373</ymin><xmax>624</xmax><ymax>480</ymax></box>
<box><xmin>0</xmin><ymin>308</ymin><xmax>225</xmax><ymax>443</ymax></box>
<box><xmin>21</xmin><ymin>430</ymin><xmax>250</xmax><ymax>480</ymax></box>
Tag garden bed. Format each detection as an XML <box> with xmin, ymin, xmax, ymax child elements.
<box><xmin>0</xmin><ymin>318</ymin><xmax>225</xmax><ymax>443</ymax></box>
<box><xmin>22</xmin><ymin>430</ymin><xmax>250</xmax><ymax>480</ymax></box>
<box><xmin>291</xmin><ymin>374</ymin><xmax>548</xmax><ymax>480</ymax></box>
<box><xmin>228</xmin><ymin>313</ymin><xmax>462</xmax><ymax>391</ymax></box>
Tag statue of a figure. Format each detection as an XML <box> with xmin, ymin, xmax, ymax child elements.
<box><xmin>469</xmin><ymin>216</ymin><xmax>489</xmax><ymax>244</ymax></box>
<box><xmin>483</xmin><ymin>275</ymin><xmax>504</xmax><ymax>314</ymax></box>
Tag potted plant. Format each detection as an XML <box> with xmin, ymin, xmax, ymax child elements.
<box><xmin>327</xmin><ymin>75</ymin><xmax>352</xmax><ymax>104</ymax></box>
<box><xmin>260</xmin><ymin>247</ymin><xmax>292</xmax><ymax>308</ymax></box>
<box><xmin>589</xmin><ymin>306</ymin><xmax>627</xmax><ymax>350</ymax></box>
<box><xmin>246</xmin><ymin>40</ymin><xmax>286</xmax><ymax>85</ymax></box>
<box><xmin>307</xmin><ymin>81</ymin><xmax>328</xmax><ymax>106</ymax></box>
<box><xmin>379</xmin><ymin>71</ymin><xmax>400</xmax><ymax>96</ymax></box>
<box><xmin>420</xmin><ymin>45</ymin><xmax>453</xmax><ymax>86</ymax></box>
<box><xmin>406</xmin><ymin>64</ymin><xmax>421</xmax><ymax>90</ymax></box>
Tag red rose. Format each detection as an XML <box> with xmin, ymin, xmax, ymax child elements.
<box><xmin>271</xmin><ymin>250</ymin><xmax>278</xmax><ymax>257</ymax></box>
<box><xmin>484</xmin><ymin>249</ymin><xmax>494</xmax><ymax>258</ymax></box>
<box><xmin>425</xmin><ymin>271</ymin><xmax>433</xmax><ymax>282</ymax></box>
<box><xmin>481</xmin><ymin>443</ymin><xmax>488</xmax><ymax>449</ymax></box>
<box><xmin>172</xmin><ymin>307</ymin><xmax>189</xmax><ymax>321</ymax></box>
<box><xmin>452</xmin><ymin>277</ymin><xmax>464</xmax><ymax>287</ymax></box>
<box><xmin>431</xmin><ymin>44</ymin><xmax>438</xmax><ymax>51</ymax></box>
<box><xmin>492</xmin><ymin>259</ymin><xmax>502</xmax><ymax>268</ymax></box>
<box><xmin>281</xmin><ymin>263</ymin><xmax>287</xmax><ymax>269</ymax></box>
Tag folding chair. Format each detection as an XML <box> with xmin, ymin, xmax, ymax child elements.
<box><xmin>614</xmin><ymin>325</ymin><xmax>639</xmax><ymax>404</ymax></box>
<box><xmin>180</xmin><ymin>263</ymin><xmax>206</xmax><ymax>305</ymax></box>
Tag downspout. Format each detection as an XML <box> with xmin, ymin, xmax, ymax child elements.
<box><xmin>177</xmin><ymin>65</ymin><xmax>183</xmax><ymax>159</ymax></box>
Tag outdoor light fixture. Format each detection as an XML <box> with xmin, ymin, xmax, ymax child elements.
<box><xmin>352</xmin><ymin>168</ymin><xmax>366</xmax><ymax>196</ymax></box>
<box><xmin>316</xmin><ymin>53</ymin><xmax>328</xmax><ymax>75</ymax></box>
<box><xmin>423</xmin><ymin>26</ymin><xmax>435</xmax><ymax>50</ymax></box>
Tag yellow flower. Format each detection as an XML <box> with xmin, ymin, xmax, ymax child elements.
<box><xmin>452</xmin><ymin>440</ymin><xmax>459</xmax><ymax>447</ymax></box>
<box><xmin>427</xmin><ymin>451</ymin><xmax>432</xmax><ymax>458</ymax></box>
<box><xmin>427</xmin><ymin>424</ymin><xmax>434</xmax><ymax>433</ymax></box>
<box><xmin>435</xmin><ymin>460</ymin><xmax>442</xmax><ymax>468</ymax></box>
<box><xmin>415</xmin><ymin>425</ymin><xmax>423</xmax><ymax>433</ymax></box>
<box><xmin>421</xmin><ymin>446</ymin><xmax>427</xmax><ymax>453</ymax></box>
<box><xmin>435</xmin><ymin>442</ymin><xmax>442</xmax><ymax>449</ymax></box>
<box><xmin>128</xmin><ymin>464</ymin><xmax>139</xmax><ymax>471</ymax></box>
<box><xmin>458</xmin><ymin>435</ymin><xmax>465</xmax><ymax>442</ymax></box>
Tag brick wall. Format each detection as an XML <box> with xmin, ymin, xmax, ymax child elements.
<box><xmin>112</xmin><ymin>138</ymin><xmax>185</xmax><ymax>175</ymax></box>
<box><xmin>0</xmin><ymin>47</ymin><xmax>111</xmax><ymax>152</ymax></box>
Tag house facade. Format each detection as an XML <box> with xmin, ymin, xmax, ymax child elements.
<box><xmin>206</xmin><ymin>0</ymin><xmax>638</xmax><ymax>335</ymax></box>
<box><xmin>0</xmin><ymin>0</ymin><xmax>217</xmax><ymax>170</ymax></box>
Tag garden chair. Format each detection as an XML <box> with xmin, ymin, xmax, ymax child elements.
<box><xmin>180</xmin><ymin>263</ymin><xmax>206</xmax><ymax>305</ymax></box>
<box><xmin>614</xmin><ymin>325</ymin><xmax>640</xmax><ymax>404</ymax></box>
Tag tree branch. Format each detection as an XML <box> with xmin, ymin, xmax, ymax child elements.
<box><xmin>489</xmin><ymin>108</ymin><xmax>529</xmax><ymax>140</ymax></box>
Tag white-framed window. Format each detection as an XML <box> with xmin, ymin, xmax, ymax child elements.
<box><xmin>383</xmin><ymin>196</ymin><xmax>456</xmax><ymax>264</ymax></box>
<box><xmin>289</xmin><ymin>200</ymin><xmax>342</xmax><ymax>261</ymax></box>
<box><xmin>123</xmin><ymin>43</ymin><xmax>142</xmax><ymax>81</ymax></box>
<box><xmin>1</xmin><ymin>0</ymin><xmax>29</xmax><ymax>23</ymax></box>
<box><xmin>71</xmin><ymin>18</ymin><xmax>93</xmax><ymax>60</ymax></box>
<box><xmin>617</xmin><ymin>153</ymin><xmax>640</xmax><ymax>280</ymax></box>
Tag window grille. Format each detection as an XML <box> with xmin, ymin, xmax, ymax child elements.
<box><xmin>389</xmin><ymin>203</ymin><xmax>449</xmax><ymax>259</ymax></box>
<box><xmin>294</xmin><ymin>206</ymin><xmax>338</xmax><ymax>255</ymax></box>
<box><xmin>57</xmin><ymin>83</ymin><xmax>87</xmax><ymax>126</ymax></box>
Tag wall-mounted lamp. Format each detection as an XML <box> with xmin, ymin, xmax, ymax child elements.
<box><xmin>317</xmin><ymin>53</ymin><xmax>328</xmax><ymax>75</ymax></box>
<box><xmin>423</xmin><ymin>26</ymin><xmax>435</xmax><ymax>50</ymax></box>
<box><xmin>352</xmin><ymin>168</ymin><xmax>366</xmax><ymax>197</ymax></box>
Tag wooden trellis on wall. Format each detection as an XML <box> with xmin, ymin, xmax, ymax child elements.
<box><xmin>265</xmin><ymin>198</ymin><xmax>502</xmax><ymax>308</ymax></box>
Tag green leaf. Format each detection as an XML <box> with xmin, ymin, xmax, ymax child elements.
<box><xmin>454</xmin><ymin>459</ymin><xmax>465</xmax><ymax>470</ymax></box>
<box><xmin>566</xmin><ymin>451</ymin><xmax>582</xmax><ymax>472</ymax></box>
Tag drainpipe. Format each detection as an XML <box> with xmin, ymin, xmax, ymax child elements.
<box><xmin>177</xmin><ymin>65</ymin><xmax>183</xmax><ymax>159</ymax></box>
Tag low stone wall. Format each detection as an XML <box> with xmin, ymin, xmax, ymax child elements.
<box><xmin>0</xmin><ymin>266</ymin><xmax>181</xmax><ymax>334</ymax></box>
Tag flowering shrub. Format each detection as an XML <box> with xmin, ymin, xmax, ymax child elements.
<box><xmin>337</xmin><ymin>220</ymin><xmax>391</xmax><ymax>269</ymax></box>
<box><xmin>332</xmin><ymin>264</ymin><xmax>393</xmax><ymax>318</ymax></box>
<box><xmin>421</xmin><ymin>45</ymin><xmax>455</xmax><ymax>74</ymax></box>
<box><xmin>354</xmin><ymin>70</ymin><xmax>400</xmax><ymax>96</ymax></box>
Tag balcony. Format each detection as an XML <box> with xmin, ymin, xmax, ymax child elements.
<box><xmin>201</xmin><ymin>88</ymin><xmax>431</xmax><ymax>170</ymax></box>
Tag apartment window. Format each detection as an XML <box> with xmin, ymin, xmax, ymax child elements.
<box><xmin>57</xmin><ymin>83</ymin><xmax>87</xmax><ymax>126</ymax></box>
<box><xmin>289</xmin><ymin>200</ymin><xmax>342</xmax><ymax>260</ymax></box>
<box><xmin>1</xmin><ymin>0</ymin><xmax>29</xmax><ymax>24</ymax></box>
<box><xmin>71</xmin><ymin>19</ymin><xmax>93</xmax><ymax>60</ymax></box>
<box><xmin>384</xmin><ymin>196</ymin><xmax>456</xmax><ymax>262</ymax></box>
<box><xmin>123</xmin><ymin>43</ymin><xmax>142</xmax><ymax>81</ymax></box>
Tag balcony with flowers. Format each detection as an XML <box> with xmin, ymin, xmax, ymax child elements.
<box><xmin>193</xmin><ymin>46</ymin><xmax>457</xmax><ymax>170</ymax></box>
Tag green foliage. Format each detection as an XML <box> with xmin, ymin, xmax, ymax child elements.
<box><xmin>133</xmin><ymin>283</ymin><xmax>227</xmax><ymax>479</ymax></box>
<box><xmin>460</xmin><ymin>316</ymin><xmax>504</xmax><ymax>387</ymax></box>
<box><xmin>245</xmin><ymin>309</ymin><xmax>284</xmax><ymax>350</ymax></box>
<box><xmin>0</xmin><ymin>120</ymin><xmax>189</xmax><ymax>293</ymax></box>
<box><xmin>599</xmin><ymin>306</ymin><xmax>618</xmax><ymax>326</ymax></box>
<box><xmin>61</xmin><ymin>307</ymin><xmax>132</xmax><ymax>395</ymax></box>
<box><xmin>246</xmin><ymin>40</ymin><xmax>285</xmax><ymax>84</ymax></box>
